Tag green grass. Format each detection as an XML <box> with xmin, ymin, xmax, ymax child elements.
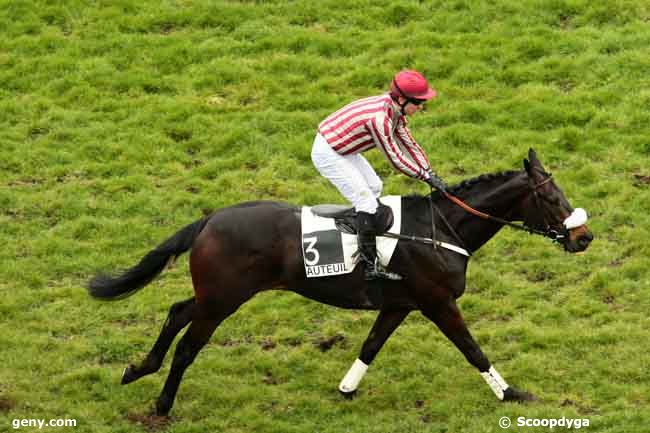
<box><xmin>1</xmin><ymin>0</ymin><xmax>650</xmax><ymax>432</ymax></box>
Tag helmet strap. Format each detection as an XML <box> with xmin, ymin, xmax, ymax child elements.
<box><xmin>391</xmin><ymin>79</ymin><xmax>410</xmax><ymax>115</ymax></box>
<box><xmin>393</xmin><ymin>78</ymin><xmax>410</xmax><ymax>116</ymax></box>
<box><xmin>398</xmin><ymin>100</ymin><xmax>408</xmax><ymax>115</ymax></box>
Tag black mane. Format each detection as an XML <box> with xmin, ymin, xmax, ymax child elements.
<box><xmin>404</xmin><ymin>170</ymin><xmax>523</xmax><ymax>201</ymax></box>
<box><xmin>447</xmin><ymin>170</ymin><xmax>522</xmax><ymax>195</ymax></box>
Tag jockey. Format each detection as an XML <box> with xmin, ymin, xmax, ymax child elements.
<box><xmin>311</xmin><ymin>70</ymin><xmax>448</xmax><ymax>280</ymax></box>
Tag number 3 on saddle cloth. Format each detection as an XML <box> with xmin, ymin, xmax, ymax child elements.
<box><xmin>300</xmin><ymin>196</ymin><xmax>401</xmax><ymax>278</ymax></box>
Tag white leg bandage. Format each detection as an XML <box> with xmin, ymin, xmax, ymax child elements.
<box><xmin>339</xmin><ymin>359</ymin><xmax>369</xmax><ymax>393</ymax></box>
<box><xmin>480</xmin><ymin>366</ymin><xmax>509</xmax><ymax>400</ymax></box>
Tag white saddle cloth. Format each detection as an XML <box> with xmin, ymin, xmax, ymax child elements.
<box><xmin>301</xmin><ymin>196</ymin><xmax>402</xmax><ymax>278</ymax></box>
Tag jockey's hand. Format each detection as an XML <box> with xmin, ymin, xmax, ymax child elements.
<box><xmin>426</xmin><ymin>172</ymin><xmax>448</xmax><ymax>194</ymax></box>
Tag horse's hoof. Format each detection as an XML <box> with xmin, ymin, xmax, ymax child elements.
<box><xmin>155</xmin><ymin>408</ymin><xmax>171</xmax><ymax>417</ymax></box>
<box><xmin>503</xmin><ymin>387</ymin><xmax>537</xmax><ymax>403</ymax></box>
<box><xmin>127</xmin><ymin>411</ymin><xmax>172</xmax><ymax>431</ymax></box>
<box><xmin>339</xmin><ymin>389</ymin><xmax>357</xmax><ymax>400</ymax></box>
<box><xmin>121</xmin><ymin>365</ymin><xmax>137</xmax><ymax>385</ymax></box>
<box><xmin>155</xmin><ymin>394</ymin><xmax>175</xmax><ymax>417</ymax></box>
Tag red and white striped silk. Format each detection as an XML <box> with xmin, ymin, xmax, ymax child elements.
<box><xmin>317</xmin><ymin>94</ymin><xmax>431</xmax><ymax>180</ymax></box>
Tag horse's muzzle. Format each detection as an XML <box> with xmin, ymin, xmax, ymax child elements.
<box><xmin>564</xmin><ymin>226</ymin><xmax>593</xmax><ymax>253</ymax></box>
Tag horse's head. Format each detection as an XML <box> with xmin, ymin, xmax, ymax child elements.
<box><xmin>523</xmin><ymin>148</ymin><xmax>593</xmax><ymax>253</ymax></box>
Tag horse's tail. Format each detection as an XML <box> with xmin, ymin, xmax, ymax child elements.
<box><xmin>87</xmin><ymin>216</ymin><xmax>211</xmax><ymax>300</ymax></box>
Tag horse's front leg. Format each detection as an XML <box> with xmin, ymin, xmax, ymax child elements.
<box><xmin>422</xmin><ymin>298</ymin><xmax>535</xmax><ymax>402</ymax></box>
<box><xmin>339</xmin><ymin>309</ymin><xmax>409</xmax><ymax>397</ymax></box>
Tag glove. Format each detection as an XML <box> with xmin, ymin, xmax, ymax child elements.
<box><xmin>425</xmin><ymin>171</ymin><xmax>448</xmax><ymax>193</ymax></box>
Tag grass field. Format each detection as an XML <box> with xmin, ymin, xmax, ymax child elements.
<box><xmin>1</xmin><ymin>0</ymin><xmax>649</xmax><ymax>432</ymax></box>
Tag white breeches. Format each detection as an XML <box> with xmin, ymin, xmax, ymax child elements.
<box><xmin>311</xmin><ymin>133</ymin><xmax>382</xmax><ymax>214</ymax></box>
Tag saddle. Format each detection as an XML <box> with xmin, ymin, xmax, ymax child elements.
<box><xmin>310</xmin><ymin>202</ymin><xmax>394</xmax><ymax>235</ymax></box>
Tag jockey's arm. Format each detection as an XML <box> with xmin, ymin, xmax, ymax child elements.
<box><xmin>369</xmin><ymin>115</ymin><xmax>428</xmax><ymax>180</ymax></box>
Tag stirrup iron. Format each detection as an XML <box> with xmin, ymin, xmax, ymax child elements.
<box><xmin>364</xmin><ymin>260</ymin><xmax>402</xmax><ymax>281</ymax></box>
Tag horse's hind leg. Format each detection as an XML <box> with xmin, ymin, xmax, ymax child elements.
<box><xmin>122</xmin><ymin>297</ymin><xmax>195</xmax><ymax>385</ymax></box>
<box><xmin>154</xmin><ymin>290</ymin><xmax>253</xmax><ymax>416</ymax></box>
<box><xmin>154</xmin><ymin>316</ymin><xmax>218</xmax><ymax>416</ymax></box>
<box><xmin>339</xmin><ymin>309</ymin><xmax>409</xmax><ymax>397</ymax></box>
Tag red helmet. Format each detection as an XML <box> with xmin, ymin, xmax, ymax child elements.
<box><xmin>390</xmin><ymin>70</ymin><xmax>437</xmax><ymax>101</ymax></box>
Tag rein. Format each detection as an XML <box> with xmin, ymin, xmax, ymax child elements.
<box><xmin>443</xmin><ymin>176</ymin><xmax>567</xmax><ymax>242</ymax></box>
<box><xmin>379</xmin><ymin>175</ymin><xmax>566</xmax><ymax>257</ymax></box>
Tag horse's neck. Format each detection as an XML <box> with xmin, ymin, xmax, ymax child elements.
<box><xmin>446</xmin><ymin>172</ymin><xmax>529</xmax><ymax>252</ymax></box>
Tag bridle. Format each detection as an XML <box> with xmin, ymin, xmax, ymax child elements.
<box><xmin>526</xmin><ymin>173</ymin><xmax>571</xmax><ymax>242</ymax></box>
<box><xmin>443</xmin><ymin>171</ymin><xmax>570</xmax><ymax>245</ymax></box>
<box><xmin>382</xmin><ymin>171</ymin><xmax>579</xmax><ymax>256</ymax></box>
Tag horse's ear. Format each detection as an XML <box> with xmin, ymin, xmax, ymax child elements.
<box><xmin>524</xmin><ymin>158</ymin><xmax>532</xmax><ymax>175</ymax></box>
<box><xmin>528</xmin><ymin>148</ymin><xmax>539</xmax><ymax>164</ymax></box>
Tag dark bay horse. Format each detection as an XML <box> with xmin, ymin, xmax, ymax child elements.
<box><xmin>88</xmin><ymin>149</ymin><xmax>593</xmax><ymax>416</ymax></box>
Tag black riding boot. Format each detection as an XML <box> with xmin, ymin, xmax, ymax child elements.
<box><xmin>357</xmin><ymin>212</ymin><xmax>402</xmax><ymax>281</ymax></box>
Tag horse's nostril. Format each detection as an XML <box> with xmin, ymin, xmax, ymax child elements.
<box><xmin>578</xmin><ymin>235</ymin><xmax>592</xmax><ymax>247</ymax></box>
